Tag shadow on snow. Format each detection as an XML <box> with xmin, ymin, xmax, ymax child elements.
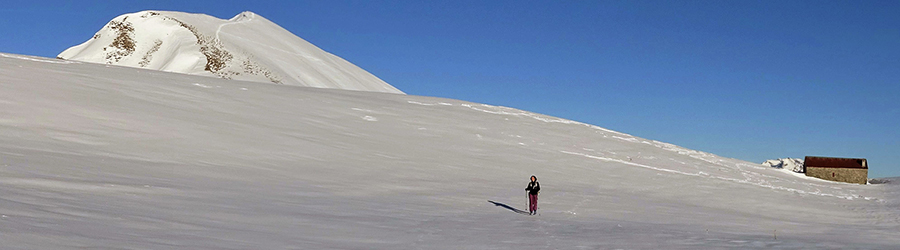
<box><xmin>488</xmin><ymin>200</ymin><xmax>529</xmax><ymax>215</ymax></box>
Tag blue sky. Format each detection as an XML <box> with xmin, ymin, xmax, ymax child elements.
<box><xmin>2</xmin><ymin>1</ymin><xmax>898</xmax><ymax>177</ymax></box>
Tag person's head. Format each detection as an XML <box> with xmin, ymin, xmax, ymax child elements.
<box><xmin>530</xmin><ymin>175</ymin><xmax>537</xmax><ymax>182</ymax></box>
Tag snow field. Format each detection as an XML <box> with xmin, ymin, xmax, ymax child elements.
<box><xmin>1</xmin><ymin>53</ymin><xmax>898</xmax><ymax>249</ymax></box>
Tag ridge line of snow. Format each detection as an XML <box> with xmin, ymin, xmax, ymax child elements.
<box><xmin>561</xmin><ymin>150</ymin><xmax>703</xmax><ymax>177</ymax></box>
<box><xmin>215</xmin><ymin>13</ymin><xmax>252</xmax><ymax>42</ymax></box>
<box><xmin>560</xmin><ymin>151</ymin><xmax>873</xmax><ymax>200</ymax></box>
<box><xmin>1</xmin><ymin>53</ymin><xmax>79</xmax><ymax>64</ymax></box>
<box><xmin>455</xmin><ymin>103</ymin><xmax>629</xmax><ymax>135</ymax></box>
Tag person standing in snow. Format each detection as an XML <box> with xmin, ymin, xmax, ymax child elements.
<box><xmin>526</xmin><ymin>175</ymin><xmax>540</xmax><ymax>215</ymax></box>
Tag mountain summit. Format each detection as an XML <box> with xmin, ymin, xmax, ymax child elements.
<box><xmin>58</xmin><ymin>11</ymin><xmax>403</xmax><ymax>94</ymax></box>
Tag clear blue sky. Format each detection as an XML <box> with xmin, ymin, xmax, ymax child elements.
<box><xmin>3</xmin><ymin>1</ymin><xmax>898</xmax><ymax>177</ymax></box>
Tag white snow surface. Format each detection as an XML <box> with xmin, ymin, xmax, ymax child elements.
<box><xmin>58</xmin><ymin>10</ymin><xmax>403</xmax><ymax>94</ymax></box>
<box><xmin>763</xmin><ymin>158</ymin><xmax>805</xmax><ymax>173</ymax></box>
<box><xmin>1</xmin><ymin>52</ymin><xmax>899</xmax><ymax>249</ymax></box>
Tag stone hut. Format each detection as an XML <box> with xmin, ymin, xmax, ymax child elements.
<box><xmin>804</xmin><ymin>156</ymin><xmax>867</xmax><ymax>184</ymax></box>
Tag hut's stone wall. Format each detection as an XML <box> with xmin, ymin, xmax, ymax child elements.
<box><xmin>806</xmin><ymin>167</ymin><xmax>867</xmax><ymax>184</ymax></box>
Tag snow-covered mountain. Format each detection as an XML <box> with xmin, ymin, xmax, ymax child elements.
<box><xmin>763</xmin><ymin>158</ymin><xmax>805</xmax><ymax>173</ymax></box>
<box><xmin>58</xmin><ymin>10</ymin><xmax>403</xmax><ymax>94</ymax></box>
<box><xmin>1</xmin><ymin>52</ymin><xmax>898</xmax><ymax>249</ymax></box>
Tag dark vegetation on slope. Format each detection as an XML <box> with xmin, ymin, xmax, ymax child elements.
<box><xmin>106</xmin><ymin>18</ymin><xmax>136</xmax><ymax>63</ymax></box>
<box><xmin>145</xmin><ymin>11</ymin><xmax>280</xmax><ymax>83</ymax></box>
<box><xmin>139</xmin><ymin>40</ymin><xmax>163</xmax><ymax>68</ymax></box>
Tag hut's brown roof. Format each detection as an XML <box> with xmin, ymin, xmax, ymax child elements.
<box><xmin>804</xmin><ymin>156</ymin><xmax>867</xmax><ymax>169</ymax></box>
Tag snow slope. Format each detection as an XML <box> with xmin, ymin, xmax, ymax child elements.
<box><xmin>58</xmin><ymin>11</ymin><xmax>403</xmax><ymax>94</ymax></box>
<box><xmin>1</xmin><ymin>52</ymin><xmax>899</xmax><ymax>249</ymax></box>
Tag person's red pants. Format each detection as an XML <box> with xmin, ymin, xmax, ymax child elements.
<box><xmin>528</xmin><ymin>194</ymin><xmax>538</xmax><ymax>213</ymax></box>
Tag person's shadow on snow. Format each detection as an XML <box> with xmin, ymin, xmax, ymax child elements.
<box><xmin>488</xmin><ymin>200</ymin><xmax>530</xmax><ymax>215</ymax></box>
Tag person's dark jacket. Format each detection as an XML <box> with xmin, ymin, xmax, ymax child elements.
<box><xmin>526</xmin><ymin>181</ymin><xmax>540</xmax><ymax>195</ymax></box>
